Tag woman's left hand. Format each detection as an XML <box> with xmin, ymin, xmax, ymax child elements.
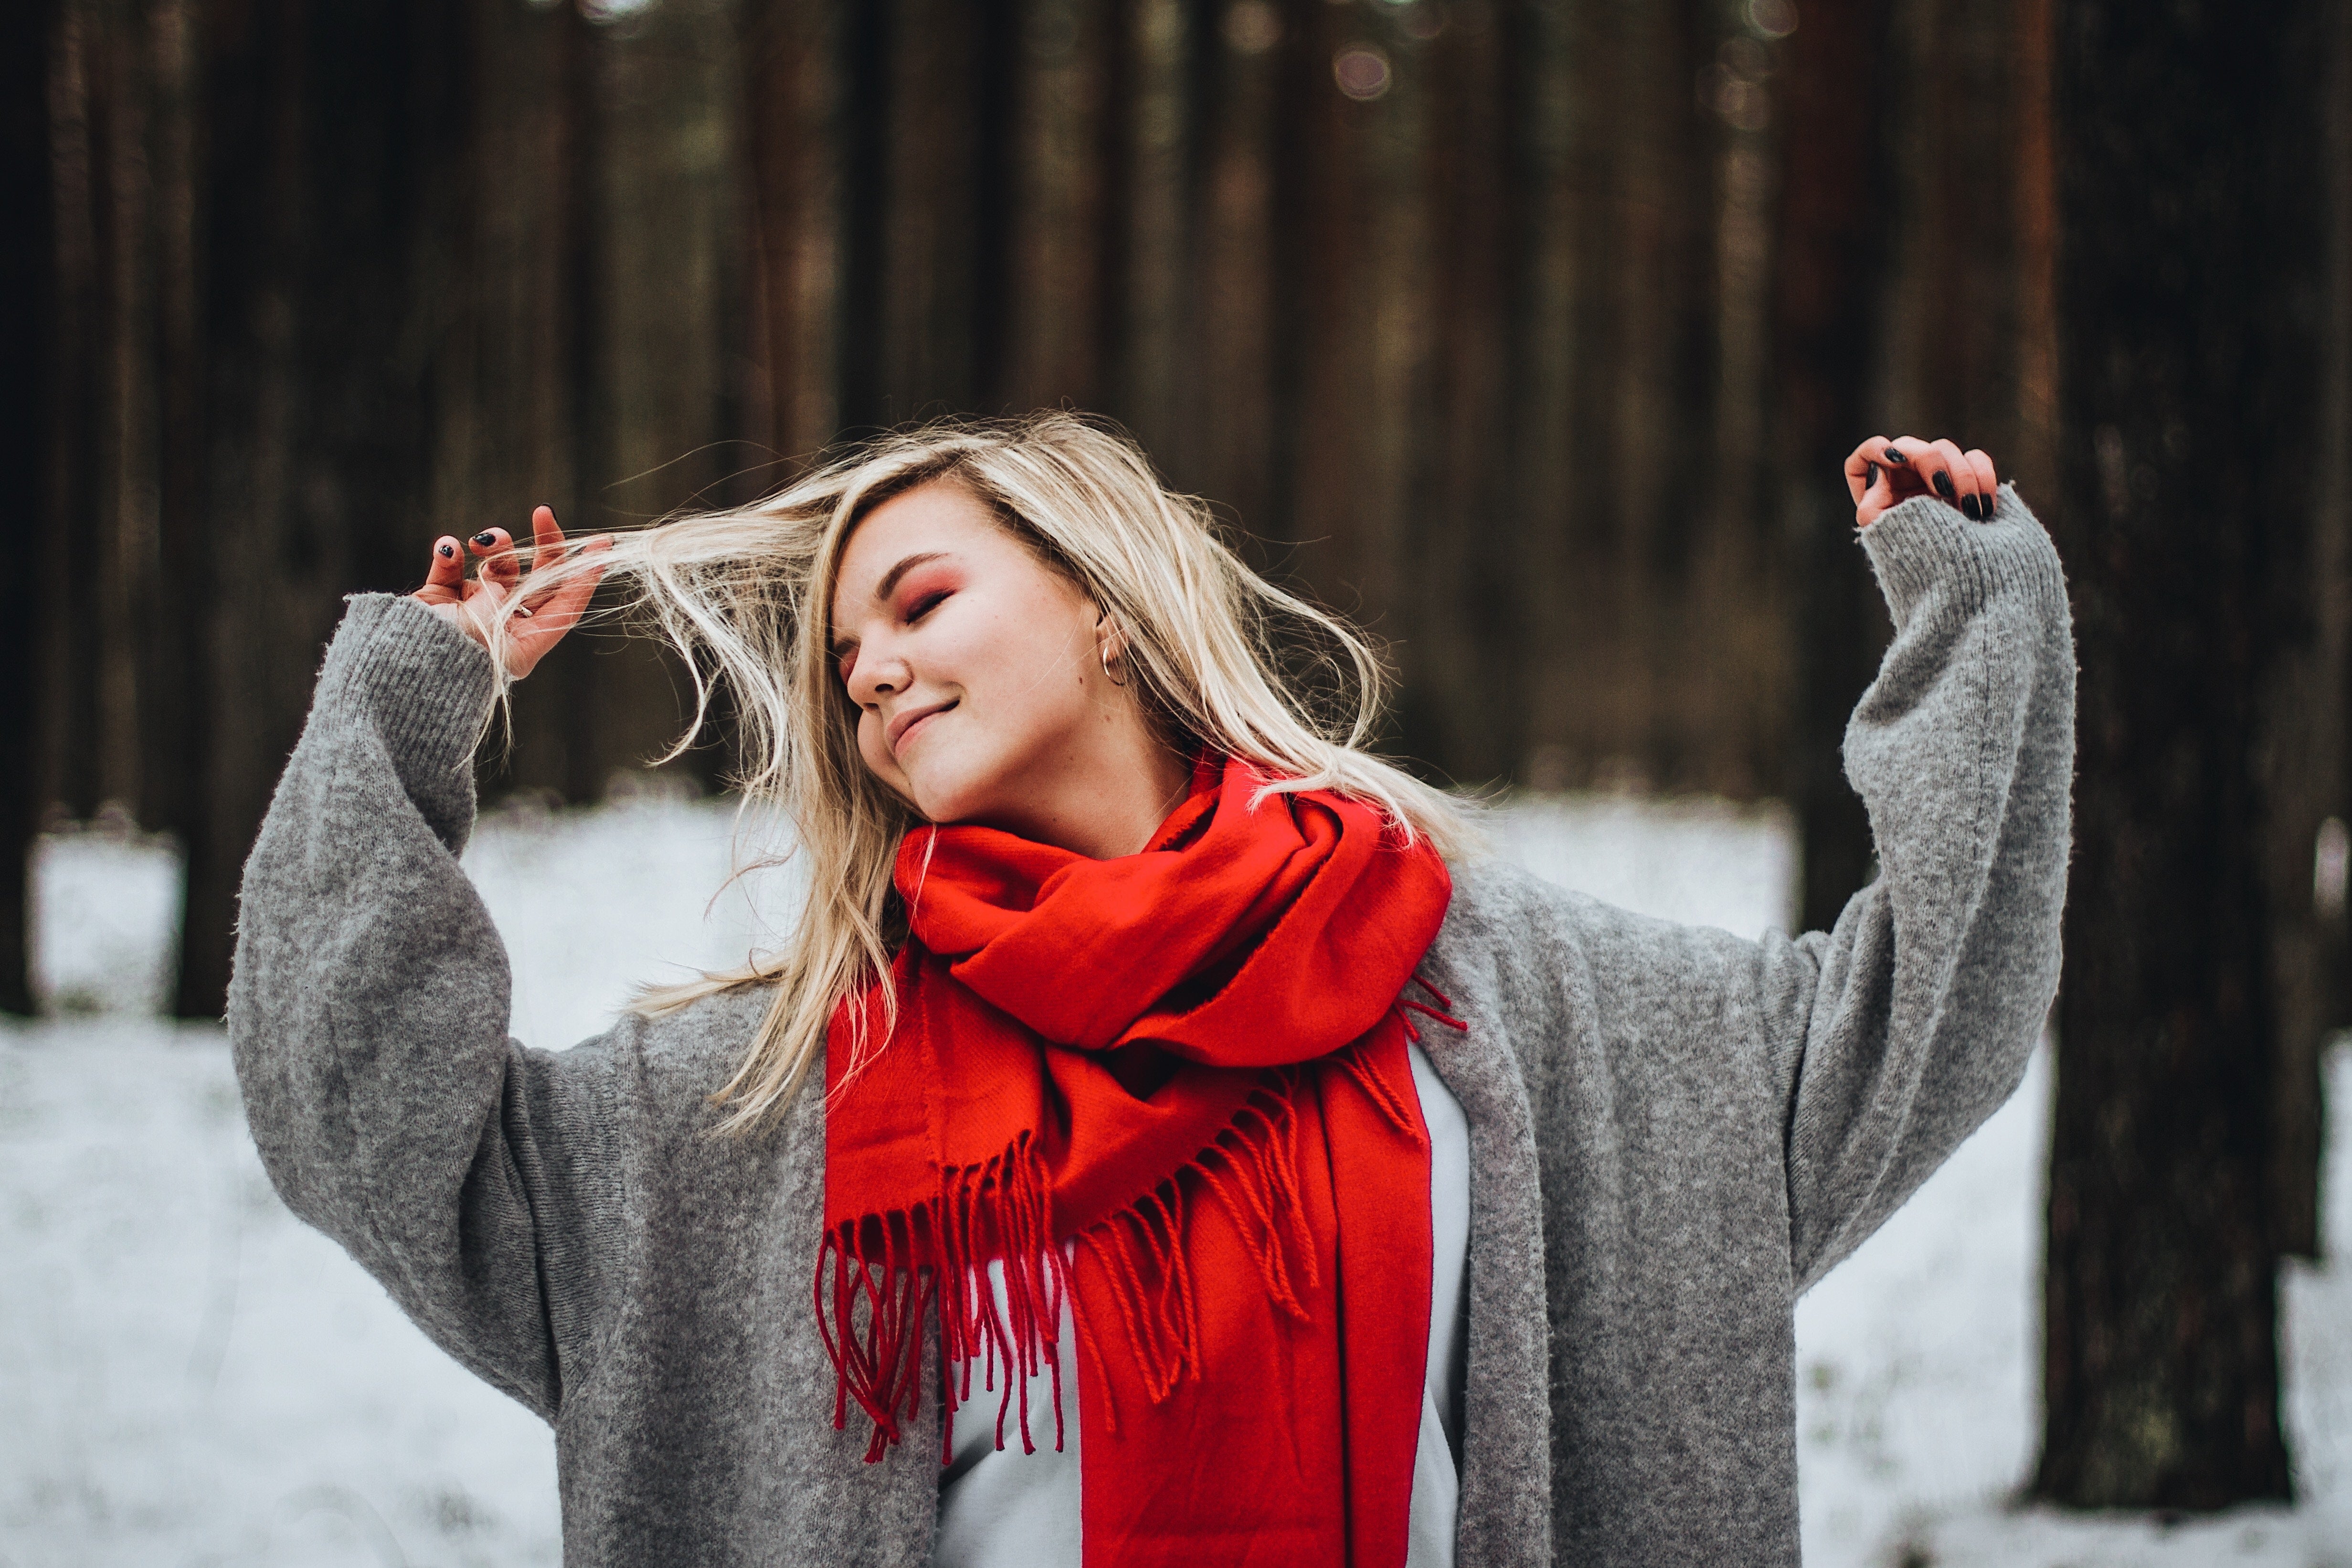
<box><xmin>1843</xmin><ymin>436</ymin><xmax>2001</xmax><ymax>529</ymax></box>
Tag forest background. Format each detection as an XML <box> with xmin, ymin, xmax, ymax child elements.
<box><xmin>5</xmin><ymin>0</ymin><xmax>2351</xmax><ymax>1517</ymax></box>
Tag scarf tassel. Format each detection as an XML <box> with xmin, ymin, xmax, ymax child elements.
<box><xmin>816</xmin><ymin>1077</ymin><xmax>1323</xmax><ymax>1457</ymax></box>
<box><xmin>815</xmin><ymin>1129</ymin><xmax>1069</xmax><ymax>1464</ymax></box>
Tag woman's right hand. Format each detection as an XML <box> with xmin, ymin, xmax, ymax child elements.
<box><xmin>1843</xmin><ymin>436</ymin><xmax>2001</xmax><ymax>529</ymax></box>
<box><xmin>413</xmin><ymin>505</ymin><xmax>611</xmax><ymax>678</ymax></box>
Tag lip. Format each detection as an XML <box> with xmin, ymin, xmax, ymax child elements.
<box><xmin>886</xmin><ymin>699</ymin><xmax>957</xmax><ymax>757</ymax></box>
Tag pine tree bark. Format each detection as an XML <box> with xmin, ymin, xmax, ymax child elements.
<box><xmin>438</xmin><ymin>0</ymin><xmax>603</xmax><ymax>805</ymax></box>
<box><xmin>2031</xmin><ymin>0</ymin><xmax>2330</xmax><ymax>1507</ymax></box>
<box><xmin>1002</xmin><ymin>0</ymin><xmax>1113</xmax><ymax>413</ymax></box>
<box><xmin>743</xmin><ymin>0</ymin><xmax>842</xmax><ymax>458</ymax></box>
<box><xmin>1178</xmin><ymin>0</ymin><xmax>1283</xmax><ymax>540</ymax></box>
<box><xmin>40</xmin><ymin>2</ymin><xmax>105</xmax><ymax>827</ymax></box>
<box><xmin>176</xmin><ymin>0</ymin><xmax>471</xmax><ymax>1018</ymax></box>
<box><xmin>1284</xmin><ymin>0</ymin><xmax>1430</xmax><ymax>760</ymax></box>
<box><xmin>1409</xmin><ymin>2</ymin><xmax>1516</xmax><ymax>783</ymax></box>
<box><xmin>0</xmin><ymin>0</ymin><xmax>63</xmax><ymax>1016</ymax></box>
<box><xmin>2260</xmin><ymin>0</ymin><xmax>2352</xmax><ymax>1263</ymax></box>
<box><xmin>578</xmin><ymin>0</ymin><xmax>746</xmax><ymax>797</ymax></box>
<box><xmin>1771</xmin><ymin>0</ymin><xmax>1894</xmax><ymax>933</ymax></box>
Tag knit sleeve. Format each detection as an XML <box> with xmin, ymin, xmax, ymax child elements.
<box><xmin>1762</xmin><ymin>486</ymin><xmax>2075</xmax><ymax>1290</ymax></box>
<box><xmin>226</xmin><ymin>592</ymin><xmax>629</xmax><ymax>1421</ymax></box>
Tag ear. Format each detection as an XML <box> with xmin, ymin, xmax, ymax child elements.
<box><xmin>1092</xmin><ymin>609</ymin><xmax>1132</xmax><ymax>689</ymax></box>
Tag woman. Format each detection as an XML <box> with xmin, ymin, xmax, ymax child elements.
<box><xmin>230</xmin><ymin>414</ymin><xmax>2071</xmax><ymax>1568</ymax></box>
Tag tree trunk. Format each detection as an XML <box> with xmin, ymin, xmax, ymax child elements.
<box><xmin>1174</xmin><ymin>0</ymin><xmax>1283</xmax><ymax>541</ymax></box>
<box><xmin>744</xmin><ymin>0</ymin><xmax>842</xmax><ymax>461</ymax></box>
<box><xmin>1284</xmin><ymin>0</ymin><xmax>1431</xmax><ymax>761</ymax></box>
<box><xmin>0</xmin><ymin>0</ymin><xmax>63</xmax><ymax>1016</ymax></box>
<box><xmin>1408</xmin><ymin>1</ymin><xmax>1517</xmax><ymax>784</ymax></box>
<box><xmin>876</xmin><ymin>0</ymin><xmax>987</xmax><ymax>418</ymax></box>
<box><xmin>438</xmin><ymin>0</ymin><xmax>604</xmax><ymax>805</ymax></box>
<box><xmin>177</xmin><ymin>0</ymin><xmax>470</xmax><ymax>1018</ymax></box>
<box><xmin>40</xmin><ymin>2</ymin><xmax>106</xmax><ymax>828</ymax></box>
<box><xmin>1771</xmin><ymin>0</ymin><xmax>1895</xmax><ymax>933</ymax></box>
<box><xmin>2261</xmin><ymin>0</ymin><xmax>2352</xmax><ymax>1264</ymax></box>
<box><xmin>2320</xmin><ymin>1</ymin><xmax>2352</xmax><ymax>1064</ymax></box>
<box><xmin>574</xmin><ymin>0</ymin><xmax>746</xmax><ymax>798</ymax></box>
<box><xmin>1001</xmin><ymin>0</ymin><xmax>1114</xmax><ymax>413</ymax></box>
<box><xmin>2031</xmin><ymin>0</ymin><xmax>2330</xmax><ymax>1508</ymax></box>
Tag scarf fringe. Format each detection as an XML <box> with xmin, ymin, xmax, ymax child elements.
<box><xmin>814</xmin><ymin>980</ymin><xmax>1467</xmax><ymax>1464</ymax></box>
<box><xmin>816</xmin><ymin>1128</ymin><xmax>1070</xmax><ymax>1463</ymax></box>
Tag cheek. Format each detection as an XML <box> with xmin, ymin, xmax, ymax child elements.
<box><xmin>853</xmin><ymin>708</ymin><xmax>902</xmax><ymax>785</ymax></box>
<box><xmin>971</xmin><ymin>621</ymin><xmax>1091</xmax><ymax>737</ymax></box>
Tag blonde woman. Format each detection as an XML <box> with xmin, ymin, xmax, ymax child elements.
<box><xmin>231</xmin><ymin>415</ymin><xmax>2071</xmax><ymax>1568</ymax></box>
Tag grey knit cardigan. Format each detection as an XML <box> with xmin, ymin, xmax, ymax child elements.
<box><xmin>228</xmin><ymin>488</ymin><xmax>2074</xmax><ymax>1567</ymax></box>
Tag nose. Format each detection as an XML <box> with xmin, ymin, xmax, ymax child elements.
<box><xmin>844</xmin><ymin>642</ymin><xmax>911</xmax><ymax>707</ymax></box>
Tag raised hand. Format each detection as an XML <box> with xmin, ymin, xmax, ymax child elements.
<box><xmin>413</xmin><ymin>504</ymin><xmax>613</xmax><ymax>678</ymax></box>
<box><xmin>1843</xmin><ymin>436</ymin><xmax>2001</xmax><ymax>529</ymax></box>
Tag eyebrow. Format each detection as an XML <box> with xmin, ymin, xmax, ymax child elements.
<box><xmin>875</xmin><ymin>551</ymin><xmax>949</xmax><ymax>603</ymax></box>
<box><xmin>830</xmin><ymin>551</ymin><xmax>952</xmax><ymax>657</ymax></box>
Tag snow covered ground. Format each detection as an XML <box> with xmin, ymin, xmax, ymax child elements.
<box><xmin>5</xmin><ymin>793</ymin><xmax>2349</xmax><ymax>1566</ymax></box>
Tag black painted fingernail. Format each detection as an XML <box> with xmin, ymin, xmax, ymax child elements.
<box><xmin>1884</xmin><ymin>446</ymin><xmax>1908</xmax><ymax>464</ymax></box>
<box><xmin>1960</xmin><ymin>494</ymin><xmax>1982</xmax><ymax>521</ymax></box>
<box><xmin>437</xmin><ymin>542</ymin><xmax>455</xmax><ymax>558</ymax></box>
<box><xmin>1866</xmin><ymin>462</ymin><xmax>1881</xmax><ymax>492</ymax></box>
<box><xmin>1933</xmin><ymin>470</ymin><xmax>1957</xmax><ymax>500</ymax></box>
<box><xmin>472</xmin><ymin>531</ymin><xmax>498</xmax><ymax>548</ymax></box>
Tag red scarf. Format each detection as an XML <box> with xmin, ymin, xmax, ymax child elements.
<box><xmin>816</xmin><ymin>755</ymin><xmax>1460</xmax><ymax>1568</ymax></box>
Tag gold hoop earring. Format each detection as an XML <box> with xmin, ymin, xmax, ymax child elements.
<box><xmin>1101</xmin><ymin>638</ymin><xmax>1128</xmax><ymax>688</ymax></box>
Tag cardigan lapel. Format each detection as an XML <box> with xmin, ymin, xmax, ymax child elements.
<box><xmin>1416</xmin><ymin>908</ymin><xmax>1558</xmax><ymax>1568</ymax></box>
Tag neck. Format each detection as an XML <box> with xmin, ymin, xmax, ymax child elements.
<box><xmin>987</xmin><ymin>729</ymin><xmax>1195</xmax><ymax>859</ymax></box>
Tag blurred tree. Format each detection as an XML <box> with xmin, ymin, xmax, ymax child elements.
<box><xmin>2033</xmin><ymin>0</ymin><xmax>2342</xmax><ymax>1507</ymax></box>
<box><xmin>0</xmin><ymin>0</ymin><xmax>61</xmax><ymax>1015</ymax></box>
<box><xmin>744</xmin><ymin>0</ymin><xmax>843</xmax><ymax>457</ymax></box>
<box><xmin>22</xmin><ymin>0</ymin><xmax>206</xmax><ymax>997</ymax></box>
<box><xmin>557</xmin><ymin>0</ymin><xmax>748</xmax><ymax>793</ymax></box>
<box><xmin>2263</xmin><ymin>0</ymin><xmax>2352</xmax><ymax>1263</ymax></box>
<box><xmin>433</xmin><ymin>0</ymin><xmax>605</xmax><ymax>805</ymax></box>
<box><xmin>1528</xmin><ymin>0</ymin><xmax>1773</xmax><ymax>798</ymax></box>
<box><xmin>1771</xmin><ymin>0</ymin><xmax>1894</xmax><ymax>932</ymax></box>
<box><xmin>2323</xmin><ymin>0</ymin><xmax>2352</xmax><ymax>1066</ymax></box>
<box><xmin>176</xmin><ymin>0</ymin><xmax>472</xmax><ymax>1017</ymax></box>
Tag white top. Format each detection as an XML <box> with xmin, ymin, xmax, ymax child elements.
<box><xmin>932</xmin><ymin>1044</ymin><xmax>1473</xmax><ymax>1566</ymax></box>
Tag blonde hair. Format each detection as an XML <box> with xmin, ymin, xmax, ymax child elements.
<box><xmin>483</xmin><ymin>413</ymin><xmax>1473</xmax><ymax>1133</ymax></box>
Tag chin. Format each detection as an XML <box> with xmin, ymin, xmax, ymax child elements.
<box><xmin>900</xmin><ymin>752</ymin><xmax>1014</xmax><ymax>828</ymax></box>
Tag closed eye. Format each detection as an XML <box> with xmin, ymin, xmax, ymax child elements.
<box><xmin>907</xmin><ymin>590</ymin><xmax>949</xmax><ymax>623</ymax></box>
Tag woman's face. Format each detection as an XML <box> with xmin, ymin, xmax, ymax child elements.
<box><xmin>828</xmin><ymin>477</ymin><xmax>1155</xmax><ymax>846</ymax></box>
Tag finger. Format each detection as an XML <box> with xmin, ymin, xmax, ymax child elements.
<box><xmin>520</xmin><ymin>506</ymin><xmax>576</xmax><ymax>612</ymax></box>
<box><xmin>529</xmin><ymin>504</ymin><xmax>567</xmax><ymax>572</ymax></box>
<box><xmin>470</xmin><ymin>527</ymin><xmax>524</xmax><ymax>593</ymax></box>
<box><xmin>1885</xmin><ymin>436</ymin><xmax>1957</xmax><ymax>511</ymax></box>
<box><xmin>1964</xmin><ymin>448</ymin><xmax>2001</xmax><ymax>515</ymax></box>
<box><xmin>1843</xmin><ymin>438</ymin><xmax>1885</xmax><ymax>505</ymax></box>
<box><xmin>510</xmin><ymin>536</ymin><xmax>613</xmax><ymax>669</ymax></box>
<box><xmin>415</xmin><ymin>536</ymin><xmax>465</xmax><ymax>604</ymax></box>
<box><xmin>1879</xmin><ymin>436</ymin><xmax>1935</xmax><ymax>504</ymax></box>
<box><xmin>1930</xmin><ymin>438</ymin><xmax>1982</xmax><ymax>518</ymax></box>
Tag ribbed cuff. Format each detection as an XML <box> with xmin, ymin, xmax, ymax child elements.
<box><xmin>322</xmin><ymin>593</ymin><xmax>499</xmax><ymax>780</ymax></box>
<box><xmin>1858</xmin><ymin>485</ymin><xmax>2068</xmax><ymax>634</ymax></box>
